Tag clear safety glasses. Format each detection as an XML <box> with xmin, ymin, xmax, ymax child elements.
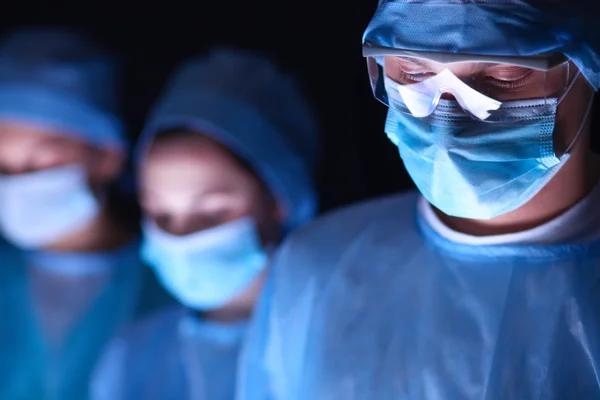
<box><xmin>363</xmin><ymin>42</ymin><xmax>573</xmax><ymax>123</ymax></box>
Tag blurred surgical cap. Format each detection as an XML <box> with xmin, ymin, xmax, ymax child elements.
<box><xmin>363</xmin><ymin>0</ymin><xmax>600</xmax><ymax>89</ymax></box>
<box><xmin>139</xmin><ymin>47</ymin><xmax>320</xmax><ymax>231</ymax></box>
<box><xmin>0</xmin><ymin>28</ymin><xmax>126</xmax><ymax>150</ymax></box>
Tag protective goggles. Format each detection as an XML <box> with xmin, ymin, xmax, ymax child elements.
<box><xmin>363</xmin><ymin>42</ymin><xmax>574</xmax><ymax>123</ymax></box>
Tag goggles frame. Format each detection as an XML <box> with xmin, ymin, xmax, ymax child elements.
<box><xmin>362</xmin><ymin>42</ymin><xmax>568</xmax><ymax>72</ymax></box>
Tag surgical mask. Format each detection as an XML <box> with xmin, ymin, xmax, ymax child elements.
<box><xmin>0</xmin><ymin>164</ymin><xmax>100</xmax><ymax>248</ymax></box>
<box><xmin>141</xmin><ymin>217</ymin><xmax>268</xmax><ymax>311</ymax></box>
<box><xmin>384</xmin><ymin>73</ymin><xmax>593</xmax><ymax>220</ymax></box>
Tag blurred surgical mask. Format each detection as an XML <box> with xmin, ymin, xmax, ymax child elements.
<box><xmin>141</xmin><ymin>216</ymin><xmax>268</xmax><ymax>311</ymax></box>
<box><xmin>0</xmin><ymin>164</ymin><xmax>100</xmax><ymax>248</ymax></box>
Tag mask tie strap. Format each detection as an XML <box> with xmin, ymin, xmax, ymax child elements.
<box><xmin>557</xmin><ymin>70</ymin><xmax>582</xmax><ymax>105</ymax></box>
<box><xmin>564</xmin><ymin>87</ymin><xmax>594</xmax><ymax>156</ymax></box>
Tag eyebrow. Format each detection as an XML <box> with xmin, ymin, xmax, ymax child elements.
<box><xmin>141</xmin><ymin>185</ymin><xmax>238</xmax><ymax>201</ymax></box>
<box><xmin>390</xmin><ymin>56</ymin><xmax>433</xmax><ymax>69</ymax></box>
<box><xmin>193</xmin><ymin>186</ymin><xmax>238</xmax><ymax>199</ymax></box>
<box><xmin>402</xmin><ymin>57</ymin><xmax>431</xmax><ymax>67</ymax></box>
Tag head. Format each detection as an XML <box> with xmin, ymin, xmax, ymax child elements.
<box><xmin>0</xmin><ymin>28</ymin><xmax>125</xmax><ymax>181</ymax></box>
<box><xmin>141</xmin><ymin>47</ymin><xmax>319</xmax><ymax>235</ymax></box>
<box><xmin>0</xmin><ymin>28</ymin><xmax>126</xmax><ymax>249</ymax></box>
<box><xmin>363</xmin><ymin>0</ymin><xmax>599</xmax><ymax>233</ymax></box>
<box><xmin>139</xmin><ymin>128</ymin><xmax>281</xmax><ymax>244</ymax></box>
<box><xmin>138</xmin><ymin>48</ymin><xmax>319</xmax><ymax>318</ymax></box>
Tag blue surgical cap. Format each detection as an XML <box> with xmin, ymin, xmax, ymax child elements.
<box><xmin>0</xmin><ymin>28</ymin><xmax>126</xmax><ymax>150</ymax></box>
<box><xmin>363</xmin><ymin>0</ymin><xmax>600</xmax><ymax>90</ymax></box>
<box><xmin>138</xmin><ymin>47</ymin><xmax>319</xmax><ymax>231</ymax></box>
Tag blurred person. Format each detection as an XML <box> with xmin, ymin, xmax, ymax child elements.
<box><xmin>237</xmin><ymin>0</ymin><xmax>600</xmax><ymax>399</ymax></box>
<box><xmin>90</xmin><ymin>47</ymin><xmax>319</xmax><ymax>399</ymax></box>
<box><xmin>0</xmin><ymin>28</ymin><xmax>171</xmax><ymax>399</ymax></box>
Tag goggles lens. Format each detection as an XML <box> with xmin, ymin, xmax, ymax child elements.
<box><xmin>366</xmin><ymin>55</ymin><xmax>571</xmax><ymax>122</ymax></box>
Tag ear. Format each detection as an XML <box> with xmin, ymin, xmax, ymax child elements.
<box><xmin>260</xmin><ymin>200</ymin><xmax>287</xmax><ymax>246</ymax></box>
<box><xmin>91</xmin><ymin>147</ymin><xmax>125</xmax><ymax>184</ymax></box>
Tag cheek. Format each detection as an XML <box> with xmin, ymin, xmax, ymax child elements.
<box><xmin>83</xmin><ymin>148</ymin><xmax>110</xmax><ymax>181</ymax></box>
<box><xmin>553</xmin><ymin>103</ymin><xmax>571</xmax><ymax>152</ymax></box>
<box><xmin>553</xmin><ymin>80</ymin><xmax>593</xmax><ymax>154</ymax></box>
<box><xmin>30</xmin><ymin>150</ymin><xmax>70</xmax><ymax>171</ymax></box>
<box><xmin>31</xmin><ymin>145</ymin><xmax>87</xmax><ymax>171</ymax></box>
<box><xmin>225</xmin><ymin>190</ymin><xmax>267</xmax><ymax>223</ymax></box>
<box><xmin>226</xmin><ymin>201</ymin><xmax>260</xmax><ymax>223</ymax></box>
<box><xmin>138</xmin><ymin>192</ymin><xmax>153</xmax><ymax>215</ymax></box>
<box><xmin>249</xmin><ymin>192</ymin><xmax>279</xmax><ymax>229</ymax></box>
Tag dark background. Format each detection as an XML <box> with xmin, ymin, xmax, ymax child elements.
<box><xmin>0</xmin><ymin>1</ymin><xmax>598</xmax><ymax>216</ymax></box>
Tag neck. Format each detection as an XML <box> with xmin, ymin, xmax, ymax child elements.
<box><xmin>198</xmin><ymin>268</ymin><xmax>267</xmax><ymax>324</ymax></box>
<box><xmin>438</xmin><ymin>147</ymin><xmax>600</xmax><ymax>236</ymax></box>
<box><xmin>44</xmin><ymin>202</ymin><xmax>134</xmax><ymax>253</ymax></box>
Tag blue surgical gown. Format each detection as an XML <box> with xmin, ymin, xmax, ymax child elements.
<box><xmin>237</xmin><ymin>191</ymin><xmax>600</xmax><ymax>399</ymax></box>
<box><xmin>90</xmin><ymin>305</ymin><xmax>247</xmax><ymax>400</ymax></box>
<box><xmin>0</xmin><ymin>239</ymin><xmax>171</xmax><ymax>400</ymax></box>
<box><xmin>0</xmin><ymin>239</ymin><xmax>41</xmax><ymax>399</ymax></box>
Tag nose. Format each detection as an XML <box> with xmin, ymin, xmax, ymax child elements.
<box><xmin>0</xmin><ymin>142</ymin><xmax>32</xmax><ymax>174</ymax></box>
<box><xmin>439</xmin><ymin>91</ymin><xmax>457</xmax><ymax>101</ymax></box>
<box><xmin>164</xmin><ymin>214</ymin><xmax>202</xmax><ymax>237</ymax></box>
<box><xmin>0</xmin><ymin>154</ymin><xmax>29</xmax><ymax>174</ymax></box>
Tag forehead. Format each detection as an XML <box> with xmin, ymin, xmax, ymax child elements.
<box><xmin>139</xmin><ymin>134</ymin><xmax>254</xmax><ymax>190</ymax></box>
<box><xmin>384</xmin><ymin>56</ymin><xmax>527</xmax><ymax>73</ymax></box>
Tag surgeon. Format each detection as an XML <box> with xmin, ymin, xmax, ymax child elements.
<box><xmin>237</xmin><ymin>1</ymin><xmax>600</xmax><ymax>399</ymax></box>
<box><xmin>0</xmin><ymin>28</ymin><xmax>169</xmax><ymax>399</ymax></box>
<box><xmin>90</xmin><ymin>47</ymin><xmax>319</xmax><ymax>399</ymax></box>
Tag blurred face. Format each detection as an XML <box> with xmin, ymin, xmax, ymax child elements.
<box><xmin>139</xmin><ymin>131</ymin><xmax>280</xmax><ymax>240</ymax></box>
<box><xmin>0</xmin><ymin>119</ymin><xmax>123</xmax><ymax>185</ymax></box>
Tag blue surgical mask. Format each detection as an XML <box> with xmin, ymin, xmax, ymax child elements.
<box><xmin>0</xmin><ymin>164</ymin><xmax>100</xmax><ymax>248</ymax></box>
<box><xmin>141</xmin><ymin>217</ymin><xmax>268</xmax><ymax>311</ymax></box>
<box><xmin>384</xmin><ymin>82</ymin><xmax>593</xmax><ymax>220</ymax></box>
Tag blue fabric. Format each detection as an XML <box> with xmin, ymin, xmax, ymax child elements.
<box><xmin>142</xmin><ymin>217</ymin><xmax>268</xmax><ymax>311</ymax></box>
<box><xmin>0</xmin><ymin>240</ymin><xmax>45</xmax><ymax>399</ymax></box>
<box><xmin>237</xmin><ymin>191</ymin><xmax>600</xmax><ymax>399</ymax></box>
<box><xmin>137</xmin><ymin>47</ymin><xmax>320</xmax><ymax>231</ymax></box>
<box><xmin>90</xmin><ymin>306</ymin><xmax>247</xmax><ymax>400</ymax></box>
<box><xmin>0</xmin><ymin>164</ymin><xmax>101</xmax><ymax>249</ymax></box>
<box><xmin>383</xmin><ymin>102</ymin><xmax>566</xmax><ymax>219</ymax></box>
<box><xmin>363</xmin><ymin>0</ymin><xmax>600</xmax><ymax>90</ymax></box>
<box><xmin>0</xmin><ymin>28</ymin><xmax>125</xmax><ymax>150</ymax></box>
<box><xmin>0</xmin><ymin>240</ymin><xmax>151</xmax><ymax>400</ymax></box>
